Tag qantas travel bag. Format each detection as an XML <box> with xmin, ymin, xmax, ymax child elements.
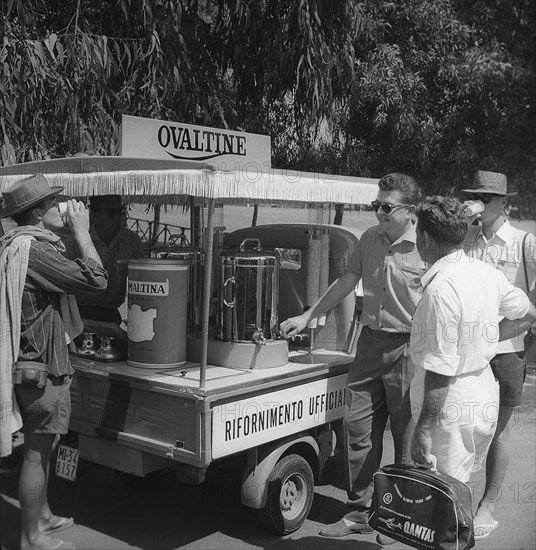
<box><xmin>368</xmin><ymin>463</ymin><xmax>475</xmax><ymax>550</ymax></box>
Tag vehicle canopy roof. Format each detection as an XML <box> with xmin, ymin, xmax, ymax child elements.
<box><xmin>0</xmin><ymin>156</ymin><xmax>379</xmax><ymax>206</ymax></box>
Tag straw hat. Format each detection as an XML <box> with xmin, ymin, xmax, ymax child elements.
<box><xmin>461</xmin><ymin>170</ymin><xmax>516</xmax><ymax>196</ymax></box>
<box><xmin>0</xmin><ymin>174</ymin><xmax>64</xmax><ymax>219</ymax></box>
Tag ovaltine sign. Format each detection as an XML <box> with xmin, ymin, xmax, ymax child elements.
<box><xmin>120</xmin><ymin>114</ymin><xmax>271</xmax><ymax>168</ymax></box>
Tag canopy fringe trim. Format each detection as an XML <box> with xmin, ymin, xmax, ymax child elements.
<box><xmin>0</xmin><ymin>167</ymin><xmax>378</xmax><ymax>206</ymax></box>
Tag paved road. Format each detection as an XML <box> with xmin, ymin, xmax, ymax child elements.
<box><xmin>1</xmin><ymin>372</ymin><xmax>534</xmax><ymax>550</ymax></box>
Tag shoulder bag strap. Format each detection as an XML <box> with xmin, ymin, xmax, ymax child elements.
<box><xmin>521</xmin><ymin>232</ymin><xmax>529</xmax><ymax>292</ymax></box>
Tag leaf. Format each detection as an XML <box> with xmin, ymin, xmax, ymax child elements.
<box><xmin>4</xmin><ymin>111</ymin><xmax>23</xmax><ymax>132</ymax></box>
<box><xmin>34</xmin><ymin>41</ymin><xmax>46</xmax><ymax>66</ymax></box>
<box><xmin>56</xmin><ymin>40</ymin><xmax>64</xmax><ymax>65</ymax></box>
<box><xmin>296</xmin><ymin>54</ymin><xmax>304</xmax><ymax>90</ymax></box>
<box><xmin>102</xmin><ymin>36</ymin><xmax>108</xmax><ymax>70</ymax></box>
<box><xmin>64</xmin><ymin>36</ymin><xmax>73</xmax><ymax>62</ymax></box>
<box><xmin>27</xmin><ymin>49</ymin><xmax>40</xmax><ymax>72</ymax></box>
<box><xmin>145</xmin><ymin>34</ymin><xmax>156</xmax><ymax>58</ymax></box>
<box><xmin>45</xmin><ymin>33</ymin><xmax>57</xmax><ymax>58</ymax></box>
<box><xmin>124</xmin><ymin>43</ymin><xmax>132</xmax><ymax>66</ymax></box>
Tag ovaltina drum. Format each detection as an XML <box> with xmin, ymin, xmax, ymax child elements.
<box><xmin>127</xmin><ymin>259</ymin><xmax>188</xmax><ymax>368</ymax></box>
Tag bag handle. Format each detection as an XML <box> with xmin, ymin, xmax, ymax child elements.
<box><xmin>521</xmin><ymin>232</ymin><xmax>535</xmax><ymax>337</ymax></box>
<box><xmin>521</xmin><ymin>232</ymin><xmax>529</xmax><ymax>292</ymax></box>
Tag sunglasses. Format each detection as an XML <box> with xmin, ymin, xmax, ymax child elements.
<box><xmin>95</xmin><ymin>208</ymin><xmax>123</xmax><ymax>217</ymax></box>
<box><xmin>371</xmin><ymin>200</ymin><xmax>409</xmax><ymax>214</ymax></box>
<box><xmin>463</xmin><ymin>194</ymin><xmax>501</xmax><ymax>204</ymax></box>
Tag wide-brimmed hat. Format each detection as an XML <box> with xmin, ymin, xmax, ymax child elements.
<box><xmin>0</xmin><ymin>174</ymin><xmax>64</xmax><ymax>219</ymax></box>
<box><xmin>461</xmin><ymin>170</ymin><xmax>517</xmax><ymax>196</ymax></box>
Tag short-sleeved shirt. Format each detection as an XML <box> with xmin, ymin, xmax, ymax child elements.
<box><xmin>409</xmin><ymin>251</ymin><xmax>530</xmax><ymax>482</ymax></box>
<box><xmin>346</xmin><ymin>223</ymin><xmax>427</xmax><ymax>333</ymax></box>
<box><xmin>21</xmin><ymin>240</ymin><xmax>108</xmax><ymax>377</ymax></box>
<box><xmin>63</xmin><ymin>224</ymin><xmax>144</xmax><ymax>312</ymax></box>
<box><xmin>410</xmin><ymin>251</ymin><xmax>530</xmax><ymax>377</ymax></box>
<box><xmin>464</xmin><ymin>221</ymin><xmax>536</xmax><ymax>353</ymax></box>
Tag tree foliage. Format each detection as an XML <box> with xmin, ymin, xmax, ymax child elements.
<box><xmin>1</xmin><ymin>0</ymin><xmax>534</xmax><ymax>216</ymax></box>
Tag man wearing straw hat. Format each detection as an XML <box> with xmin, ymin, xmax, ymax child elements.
<box><xmin>281</xmin><ymin>173</ymin><xmax>426</xmax><ymax>540</ymax></box>
<box><xmin>461</xmin><ymin>170</ymin><xmax>536</xmax><ymax>540</ymax></box>
<box><xmin>0</xmin><ymin>174</ymin><xmax>107</xmax><ymax>550</ymax></box>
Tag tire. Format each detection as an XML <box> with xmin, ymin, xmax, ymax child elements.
<box><xmin>257</xmin><ymin>453</ymin><xmax>315</xmax><ymax>535</ymax></box>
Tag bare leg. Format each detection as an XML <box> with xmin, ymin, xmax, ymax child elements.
<box><xmin>19</xmin><ymin>432</ymin><xmax>55</xmax><ymax>549</ymax></box>
<box><xmin>474</xmin><ymin>405</ymin><xmax>514</xmax><ymax>536</ymax></box>
<box><xmin>19</xmin><ymin>433</ymin><xmax>72</xmax><ymax>550</ymax></box>
<box><xmin>39</xmin><ymin>434</ymin><xmax>65</xmax><ymax>528</ymax></box>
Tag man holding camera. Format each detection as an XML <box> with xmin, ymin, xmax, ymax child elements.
<box><xmin>461</xmin><ymin>171</ymin><xmax>536</xmax><ymax>540</ymax></box>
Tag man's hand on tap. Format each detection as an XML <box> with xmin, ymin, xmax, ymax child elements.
<box><xmin>279</xmin><ymin>314</ymin><xmax>310</xmax><ymax>339</ymax></box>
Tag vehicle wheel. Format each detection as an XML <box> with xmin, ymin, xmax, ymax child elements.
<box><xmin>257</xmin><ymin>453</ymin><xmax>315</xmax><ymax>535</ymax></box>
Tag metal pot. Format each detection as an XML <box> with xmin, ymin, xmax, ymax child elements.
<box><xmin>219</xmin><ymin>238</ymin><xmax>280</xmax><ymax>343</ymax></box>
<box><xmin>151</xmin><ymin>244</ymin><xmax>205</xmax><ymax>333</ymax></box>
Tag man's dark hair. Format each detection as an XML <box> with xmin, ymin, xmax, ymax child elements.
<box><xmin>416</xmin><ymin>196</ymin><xmax>468</xmax><ymax>245</ymax></box>
<box><xmin>89</xmin><ymin>195</ymin><xmax>122</xmax><ymax>211</ymax></box>
<box><xmin>11</xmin><ymin>201</ymin><xmax>45</xmax><ymax>226</ymax></box>
<box><xmin>378</xmin><ymin>173</ymin><xmax>421</xmax><ymax>205</ymax></box>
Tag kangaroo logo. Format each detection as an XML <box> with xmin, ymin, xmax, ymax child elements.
<box><xmin>378</xmin><ymin>517</ymin><xmax>403</xmax><ymax>531</ymax></box>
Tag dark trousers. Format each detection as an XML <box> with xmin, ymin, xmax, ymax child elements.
<box><xmin>343</xmin><ymin>325</ymin><xmax>415</xmax><ymax>515</ymax></box>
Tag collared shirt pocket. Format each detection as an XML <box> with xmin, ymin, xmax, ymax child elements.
<box><xmin>496</xmin><ymin>260</ymin><xmax>521</xmax><ymax>285</ymax></box>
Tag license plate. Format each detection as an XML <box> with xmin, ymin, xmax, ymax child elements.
<box><xmin>55</xmin><ymin>444</ymin><xmax>79</xmax><ymax>481</ymax></box>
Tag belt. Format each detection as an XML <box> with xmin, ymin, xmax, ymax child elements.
<box><xmin>365</xmin><ymin>326</ymin><xmax>411</xmax><ymax>339</ymax></box>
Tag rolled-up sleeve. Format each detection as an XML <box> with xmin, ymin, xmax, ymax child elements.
<box><xmin>26</xmin><ymin>241</ymin><xmax>107</xmax><ymax>296</ymax></box>
<box><xmin>346</xmin><ymin>237</ymin><xmax>363</xmax><ymax>278</ymax></box>
<box><xmin>498</xmin><ymin>276</ymin><xmax>530</xmax><ymax>320</ymax></box>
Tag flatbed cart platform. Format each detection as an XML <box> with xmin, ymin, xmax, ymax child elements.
<box><xmin>68</xmin><ymin>350</ymin><xmax>353</xmax><ymax>534</ymax></box>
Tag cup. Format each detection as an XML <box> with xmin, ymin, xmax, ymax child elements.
<box><xmin>464</xmin><ymin>200</ymin><xmax>485</xmax><ymax>217</ymax></box>
<box><xmin>58</xmin><ymin>202</ymin><xmax>69</xmax><ymax>218</ymax></box>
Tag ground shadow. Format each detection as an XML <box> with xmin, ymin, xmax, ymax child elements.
<box><xmin>0</xmin><ymin>495</ymin><xmax>21</xmax><ymax>550</ymax></box>
<box><xmin>0</xmin><ymin>456</ymin><xmax>383</xmax><ymax>550</ymax></box>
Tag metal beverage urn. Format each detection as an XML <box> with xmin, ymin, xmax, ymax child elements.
<box><xmin>151</xmin><ymin>243</ymin><xmax>205</xmax><ymax>334</ymax></box>
<box><xmin>219</xmin><ymin>238</ymin><xmax>280</xmax><ymax>343</ymax></box>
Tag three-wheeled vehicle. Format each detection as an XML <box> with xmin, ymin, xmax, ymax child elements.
<box><xmin>0</xmin><ymin>155</ymin><xmax>378</xmax><ymax>535</ymax></box>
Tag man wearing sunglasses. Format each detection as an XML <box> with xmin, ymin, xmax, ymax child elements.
<box><xmin>461</xmin><ymin>171</ymin><xmax>536</xmax><ymax>540</ymax></box>
<box><xmin>63</xmin><ymin>195</ymin><xmax>144</xmax><ymax>327</ymax></box>
<box><xmin>280</xmin><ymin>173</ymin><xmax>426</xmax><ymax>540</ymax></box>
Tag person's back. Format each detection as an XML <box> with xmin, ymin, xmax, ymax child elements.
<box><xmin>412</xmin><ymin>253</ymin><xmax>526</xmax><ymax>376</ymax></box>
<box><xmin>410</xmin><ymin>196</ymin><xmax>534</xmax><ymax>485</ymax></box>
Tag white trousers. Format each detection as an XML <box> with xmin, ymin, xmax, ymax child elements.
<box><xmin>410</xmin><ymin>365</ymin><xmax>499</xmax><ymax>482</ymax></box>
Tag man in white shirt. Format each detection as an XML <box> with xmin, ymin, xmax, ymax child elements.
<box><xmin>461</xmin><ymin>171</ymin><xmax>536</xmax><ymax>540</ymax></box>
<box><xmin>410</xmin><ymin>197</ymin><xmax>535</xmax><ymax>493</ymax></box>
